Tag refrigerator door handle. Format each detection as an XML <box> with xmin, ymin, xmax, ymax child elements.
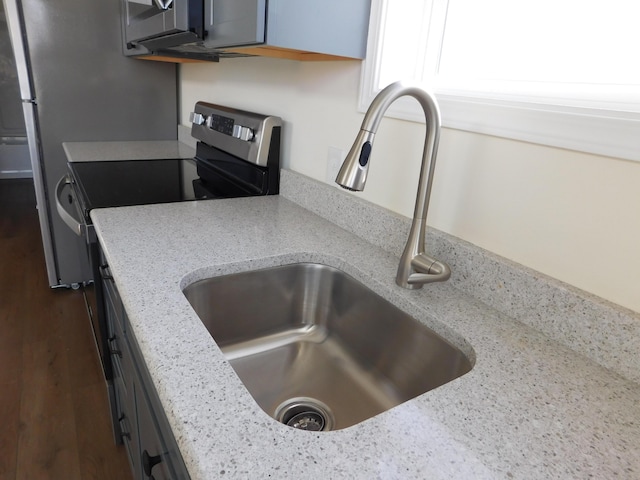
<box><xmin>4</xmin><ymin>0</ymin><xmax>34</xmax><ymax>100</ymax></box>
<box><xmin>55</xmin><ymin>174</ymin><xmax>83</xmax><ymax>237</ymax></box>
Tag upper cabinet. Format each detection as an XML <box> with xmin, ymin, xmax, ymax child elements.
<box><xmin>122</xmin><ymin>0</ymin><xmax>371</xmax><ymax>62</ymax></box>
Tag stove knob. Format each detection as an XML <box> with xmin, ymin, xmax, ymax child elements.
<box><xmin>232</xmin><ymin>124</ymin><xmax>254</xmax><ymax>141</ymax></box>
<box><xmin>189</xmin><ymin>112</ymin><xmax>206</xmax><ymax>126</ymax></box>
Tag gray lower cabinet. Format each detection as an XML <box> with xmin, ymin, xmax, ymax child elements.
<box><xmin>101</xmin><ymin>259</ymin><xmax>189</xmax><ymax>480</ymax></box>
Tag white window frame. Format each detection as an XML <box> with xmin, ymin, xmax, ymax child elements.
<box><xmin>359</xmin><ymin>0</ymin><xmax>640</xmax><ymax>162</ymax></box>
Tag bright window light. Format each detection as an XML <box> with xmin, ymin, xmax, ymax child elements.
<box><xmin>361</xmin><ymin>0</ymin><xmax>640</xmax><ymax>161</ymax></box>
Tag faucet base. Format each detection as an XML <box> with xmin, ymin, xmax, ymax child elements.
<box><xmin>396</xmin><ymin>253</ymin><xmax>451</xmax><ymax>288</ymax></box>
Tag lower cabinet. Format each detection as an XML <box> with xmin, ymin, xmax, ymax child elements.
<box><xmin>101</xmin><ymin>258</ymin><xmax>190</xmax><ymax>480</ymax></box>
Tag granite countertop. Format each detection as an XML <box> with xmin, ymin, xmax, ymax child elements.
<box><xmin>91</xmin><ymin>185</ymin><xmax>640</xmax><ymax>479</ymax></box>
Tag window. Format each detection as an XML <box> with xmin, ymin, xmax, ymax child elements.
<box><xmin>360</xmin><ymin>0</ymin><xmax>640</xmax><ymax>162</ymax></box>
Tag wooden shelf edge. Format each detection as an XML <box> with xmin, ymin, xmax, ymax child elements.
<box><xmin>222</xmin><ymin>46</ymin><xmax>362</xmax><ymax>61</ymax></box>
<box><xmin>132</xmin><ymin>46</ymin><xmax>363</xmax><ymax>63</ymax></box>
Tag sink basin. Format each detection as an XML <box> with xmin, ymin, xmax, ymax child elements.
<box><xmin>183</xmin><ymin>263</ymin><xmax>472</xmax><ymax>431</ymax></box>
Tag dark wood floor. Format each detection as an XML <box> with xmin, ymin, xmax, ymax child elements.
<box><xmin>0</xmin><ymin>179</ymin><xmax>132</xmax><ymax>480</ymax></box>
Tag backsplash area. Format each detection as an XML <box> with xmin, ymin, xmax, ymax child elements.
<box><xmin>280</xmin><ymin>169</ymin><xmax>640</xmax><ymax>384</ymax></box>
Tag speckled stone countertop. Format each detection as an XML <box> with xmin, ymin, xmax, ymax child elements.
<box><xmin>91</xmin><ymin>174</ymin><xmax>640</xmax><ymax>479</ymax></box>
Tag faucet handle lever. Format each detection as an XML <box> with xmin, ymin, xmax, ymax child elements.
<box><xmin>406</xmin><ymin>254</ymin><xmax>451</xmax><ymax>285</ymax></box>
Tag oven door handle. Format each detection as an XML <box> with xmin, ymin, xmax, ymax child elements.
<box><xmin>55</xmin><ymin>174</ymin><xmax>84</xmax><ymax>237</ymax></box>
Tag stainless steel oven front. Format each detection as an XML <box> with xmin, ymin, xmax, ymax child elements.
<box><xmin>55</xmin><ymin>175</ymin><xmax>111</xmax><ymax>369</ymax></box>
<box><xmin>55</xmin><ymin>173</ymin><xmax>118</xmax><ymax>435</ymax></box>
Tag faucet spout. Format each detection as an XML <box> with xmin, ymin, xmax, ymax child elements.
<box><xmin>336</xmin><ymin>81</ymin><xmax>450</xmax><ymax>289</ymax></box>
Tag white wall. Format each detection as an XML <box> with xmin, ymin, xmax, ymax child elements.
<box><xmin>179</xmin><ymin>58</ymin><xmax>640</xmax><ymax>314</ymax></box>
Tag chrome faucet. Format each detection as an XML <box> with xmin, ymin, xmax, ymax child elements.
<box><xmin>336</xmin><ymin>81</ymin><xmax>451</xmax><ymax>289</ymax></box>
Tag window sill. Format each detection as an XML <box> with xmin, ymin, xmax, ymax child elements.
<box><xmin>359</xmin><ymin>85</ymin><xmax>640</xmax><ymax>162</ymax></box>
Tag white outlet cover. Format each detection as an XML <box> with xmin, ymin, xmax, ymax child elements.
<box><xmin>326</xmin><ymin>146</ymin><xmax>346</xmax><ymax>186</ymax></box>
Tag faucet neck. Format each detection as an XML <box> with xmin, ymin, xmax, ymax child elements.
<box><xmin>360</xmin><ymin>82</ymin><xmax>441</xmax><ymax>223</ymax></box>
<box><xmin>337</xmin><ymin>81</ymin><xmax>449</xmax><ymax>289</ymax></box>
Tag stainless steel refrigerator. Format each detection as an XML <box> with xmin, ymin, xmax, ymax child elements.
<box><xmin>3</xmin><ymin>0</ymin><xmax>177</xmax><ymax>287</ymax></box>
<box><xmin>0</xmin><ymin>9</ymin><xmax>30</xmax><ymax>179</ymax></box>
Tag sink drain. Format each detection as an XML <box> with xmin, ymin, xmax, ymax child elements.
<box><xmin>274</xmin><ymin>397</ymin><xmax>334</xmax><ymax>431</ymax></box>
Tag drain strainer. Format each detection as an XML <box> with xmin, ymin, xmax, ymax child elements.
<box><xmin>274</xmin><ymin>397</ymin><xmax>335</xmax><ymax>431</ymax></box>
<box><xmin>286</xmin><ymin>411</ymin><xmax>325</xmax><ymax>431</ymax></box>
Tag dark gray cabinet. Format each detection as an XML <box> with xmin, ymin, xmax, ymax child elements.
<box><xmin>101</xmin><ymin>257</ymin><xmax>189</xmax><ymax>480</ymax></box>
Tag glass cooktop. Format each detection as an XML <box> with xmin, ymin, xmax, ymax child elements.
<box><xmin>68</xmin><ymin>159</ymin><xmax>207</xmax><ymax>216</ymax></box>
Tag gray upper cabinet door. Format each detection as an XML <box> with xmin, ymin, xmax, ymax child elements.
<box><xmin>203</xmin><ymin>0</ymin><xmax>370</xmax><ymax>59</ymax></box>
<box><xmin>265</xmin><ymin>0</ymin><xmax>371</xmax><ymax>59</ymax></box>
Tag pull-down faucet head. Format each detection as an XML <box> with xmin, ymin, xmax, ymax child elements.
<box><xmin>335</xmin><ymin>129</ymin><xmax>375</xmax><ymax>191</ymax></box>
<box><xmin>336</xmin><ymin>81</ymin><xmax>451</xmax><ymax>289</ymax></box>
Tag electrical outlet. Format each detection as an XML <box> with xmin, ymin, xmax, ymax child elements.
<box><xmin>326</xmin><ymin>146</ymin><xmax>346</xmax><ymax>186</ymax></box>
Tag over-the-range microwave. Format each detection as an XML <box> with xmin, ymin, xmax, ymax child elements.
<box><xmin>122</xmin><ymin>0</ymin><xmax>371</xmax><ymax>61</ymax></box>
<box><xmin>123</xmin><ymin>0</ymin><xmax>206</xmax><ymax>51</ymax></box>
<box><xmin>123</xmin><ymin>0</ymin><xmax>279</xmax><ymax>59</ymax></box>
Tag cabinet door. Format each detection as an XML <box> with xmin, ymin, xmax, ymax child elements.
<box><xmin>114</xmin><ymin>367</ymin><xmax>140</xmax><ymax>475</ymax></box>
<box><xmin>137</xmin><ymin>386</ymin><xmax>175</xmax><ymax>480</ymax></box>
<box><xmin>110</xmin><ymin>304</ymin><xmax>141</xmax><ymax>476</ymax></box>
<box><xmin>203</xmin><ymin>0</ymin><xmax>266</xmax><ymax>48</ymax></box>
<box><xmin>101</xmin><ymin>250</ymin><xmax>189</xmax><ymax>479</ymax></box>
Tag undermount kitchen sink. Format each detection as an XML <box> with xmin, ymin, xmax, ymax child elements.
<box><xmin>183</xmin><ymin>263</ymin><xmax>472</xmax><ymax>431</ymax></box>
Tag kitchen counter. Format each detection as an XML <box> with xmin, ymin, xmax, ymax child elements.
<box><xmin>91</xmin><ymin>171</ymin><xmax>640</xmax><ymax>479</ymax></box>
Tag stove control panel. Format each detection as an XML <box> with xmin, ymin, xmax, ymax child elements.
<box><xmin>206</xmin><ymin>113</ymin><xmax>235</xmax><ymax>136</ymax></box>
<box><xmin>189</xmin><ymin>102</ymin><xmax>282</xmax><ymax>167</ymax></box>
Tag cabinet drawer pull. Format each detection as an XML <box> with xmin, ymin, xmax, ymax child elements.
<box><xmin>118</xmin><ymin>415</ymin><xmax>131</xmax><ymax>439</ymax></box>
<box><xmin>142</xmin><ymin>450</ymin><xmax>162</xmax><ymax>476</ymax></box>
<box><xmin>99</xmin><ymin>263</ymin><xmax>113</xmax><ymax>281</ymax></box>
<box><xmin>108</xmin><ymin>335</ymin><xmax>122</xmax><ymax>357</ymax></box>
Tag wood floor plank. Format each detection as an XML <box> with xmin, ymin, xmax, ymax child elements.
<box><xmin>1</xmin><ymin>180</ymin><xmax>132</xmax><ymax>480</ymax></box>
<box><xmin>0</xmin><ymin>181</ymin><xmax>30</xmax><ymax>479</ymax></box>
<box><xmin>0</xmin><ymin>378</ymin><xmax>20</xmax><ymax>477</ymax></box>
<box><xmin>0</xmin><ymin>300</ymin><xmax>22</xmax><ymax>477</ymax></box>
<box><xmin>0</xmin><ymin>298</ymin><xmax>23</xmax><ymax>386</ymax></box>
<box><xmin>72</xmin><ymin>384</ymin><xmax>132</xmax><ymax>480</ymax></box>
<box><xmin>16</xmin><ymin>339</ymin><xmax>82</xmax><ymax>480</ymax></box>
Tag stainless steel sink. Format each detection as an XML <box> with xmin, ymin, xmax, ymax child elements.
<box><xmin>183</xmin><ymin>263</ymin><xmax>472</xmax><ymax>431</ymax></box>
